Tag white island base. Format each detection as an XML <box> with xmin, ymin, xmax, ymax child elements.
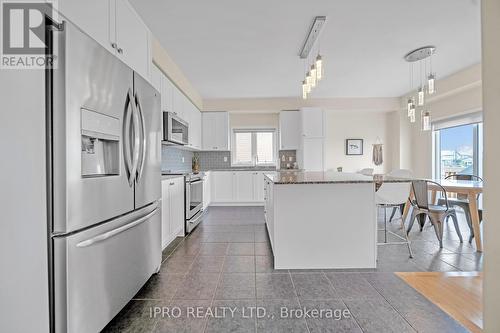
<box><xmin>264</xmin><ymin>172</ymin><xmax>377</xmax><ymax>269</ymax></box>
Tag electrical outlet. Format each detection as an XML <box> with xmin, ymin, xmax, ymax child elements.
<box><xmin>224</xmin><ymin>156</ymin><xmax>228</xmax><ymax>162</ymax></box>
<box><xmin>182</xmin><ymin>157</ymin><xmax>185</xmax><ymax>163</ymax></box>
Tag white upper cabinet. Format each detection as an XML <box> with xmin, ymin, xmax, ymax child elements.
<box><xmin>58</xmin><ymin>0</ymin><xmax>151</xmax><ymax>80</ymax></box>
<box><xmin>279</xmin><ymin>111</ymin><xmax>300</xmax><ymax>150</ymax></box>
<box><xmin>59</xmin><ymin>0</ymin><xmax>113</xmax><ymax>53</ymax></box>
<box><xmin>151</xmin><ymin>64</ymin><xmax>162</xmax><ymax>92</ymax></box>
<box><xmin>161</xmin><ymin>76</ymin><xmax>174</xmax><ymax>113</ymax></box>
<box><xmin>202</xmin><ymin>112</ymin><xmax>229</xmax><ymax>151</ymax></box>
<box><xmin>172</xmin><ymin>86</ymin><xmax>185</xmax><ymax>119</ymax></box>
<box><xmin>185</xmin><ymin>100</ymin><xmax>201</xmax><ymax>149</ymax></box>
<box><xmin>112</xmin><ymin>0</ymin><xmax>150</xmax><ymax>80</ymax></box>
<box><xmin>300</xmin><ymin>107</ymin><xmax>325</xmax><ymax>138</ymax></box>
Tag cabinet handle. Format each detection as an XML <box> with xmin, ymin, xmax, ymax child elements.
<box><xmin>111</xmin><ymin>42</ymin><xmax>117</xmax><ymax>49</ymax></box>
<box><xmin>117</xmin><ymin>47</ymin><xmax>123</xmax><ymax>54</ymax></box>
<box><xmin>169</xmin><ymin>182</ymin><xmax>174</xmax><ymax>185</ymax></box>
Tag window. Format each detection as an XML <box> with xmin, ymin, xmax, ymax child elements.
<box><xmin>433</xmin><ymin>115</ymin><xmax>483</xmax><ymax>179</ymax></box>
<box><xmin>232</xmin><ymin>129</ymin><xmax>276</xmax><ymax>166</ymax></box>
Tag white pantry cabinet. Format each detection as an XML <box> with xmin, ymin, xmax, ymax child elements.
<box><xmin>112</xmin><ymin>0</ymin><xmax>150</xmax><ymax>80</ymax></box>
<box><xmin>202</xmin><ymin>112</ymin><xmax>230</xmax><ymax>151</ymax></box>
<box><xmin>58</xmin><ymin>0</ymin><xmax>150</xmax><ymax>80</ymax></box>
<box><xmin>300</xmin><ymin>107</ymin><xmax>325</xmax><ymax>137</ymax></box>
<box><xmin>161</xmin><ymin>177</ymin><xmax>184</xmax><ymax>249</ymax></box>
<box><xmin>279</xmin><ymin>111</ymin><xmax>300</xmax><ymax>150</ymax></box>
<box><xmin>297</xmin><ymin>107</ymin><xmax>325</xmax><ymax>171</ymax></box>
<box><xmin>59</xmin><ymin>0</ymin><xmax>113</xmax><ymax>53</ymax></box>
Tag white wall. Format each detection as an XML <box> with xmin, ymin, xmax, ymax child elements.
<box><xmin>0</xmin><ymin>69</ymin><xmax>49</xmax><ymax>332</ymax></box>
<box><xmin>324</xmin><ymin>111</ymin><xmax>395</xmax><ymax>173</ymax></box>
<box><xmin>482</xmin><ymin>0</ymin><xmax>500</xmax><ymax>331</ymax></box>
<box><xmin>399</xmin><ymin>63</ymin><xmax>482</xmax><ymax>177</ymax></box>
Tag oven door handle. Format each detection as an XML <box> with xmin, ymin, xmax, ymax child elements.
<box><xmin>189</xmin><ymin>179</ymin><xmax>204</xmax><ymax>184</ymax></box>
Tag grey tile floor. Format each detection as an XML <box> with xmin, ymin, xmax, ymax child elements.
<box><xmin>102</xmin><ymin>206</ymin><xmax>479</xmax><ymax>332</ymax></box>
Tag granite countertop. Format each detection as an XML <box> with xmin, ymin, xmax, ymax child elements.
<box><xmin>202</xmin><ymin>167</ymin><xmax>278</xmax><ymax>172</ymax></box>
<box><xmin>264</xmin><ymin>171</ymin><xmax>414</xmax><ymax>185</ymax></box>
<box><xmin>161</xmin><ymin>174</ymin><xmax>186</xmax><ymax>181</ymax></box>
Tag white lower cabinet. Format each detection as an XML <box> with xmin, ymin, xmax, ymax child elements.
<box><xmin>264</xmin><ymin>178</ymin><xmax>274</xmax><ymax>250</ymax></box>
<box><xmin>209</xmin><ymin>171</ymin><xmax>266</xmax><ymax>205</ymax></box>
<box><xmin>203</xmin><ymin>172</ymin><xmax>211</xmax><ymax>210</ymax></box>
<box><xmin>161</xmin><ymin>177</ymin><xmax>185</xmax><ymax>249</ymax></box>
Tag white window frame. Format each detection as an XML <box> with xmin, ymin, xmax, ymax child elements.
<box><xmin>432</xmin><ymin>119</ymin><xmax>483</xmax><ymax>179</ymax></box>
<box><xmin>231</xmin><ymin>128</ymin><xmax>277</xmax><ymax>167</ymax></box>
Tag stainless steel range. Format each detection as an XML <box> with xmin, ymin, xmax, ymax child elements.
<box><xmin>185</xmin><ymin>172</ymin><xmax>205</xmax><ymax>233</ymax></box>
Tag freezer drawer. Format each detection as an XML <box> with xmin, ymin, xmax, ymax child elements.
<box><xmin>53</xmin><ymin>203</ymin><xmax>161</xmax><ymax>333</ymax></box>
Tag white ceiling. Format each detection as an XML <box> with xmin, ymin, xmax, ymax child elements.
<box><xmin>130</xmin><ymin>0</ymin><xmax>481</xmax><ymax>99</ymax></box>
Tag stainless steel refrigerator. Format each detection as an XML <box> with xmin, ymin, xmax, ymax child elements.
<box><xmin>47</xmin><ymin>20</ymin><xmax>161</xmax><ymax>333</ymax></box>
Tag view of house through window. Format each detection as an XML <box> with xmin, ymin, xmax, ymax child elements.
<box><xmin>232</xmin><ymin>129</ymin><xmax>276</xmax><ymax>166</ymax></box>
<box><xmin>434</xmin><ymin>121</ymin><xmax>483</xmax><ymax>179</ymax></box>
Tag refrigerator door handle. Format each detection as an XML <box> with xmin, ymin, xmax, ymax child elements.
<box><xmin>123</xmin><ymin>89</ymin><xmax>136</xmax><ymax>186</ymax></box>
<box><xmin>130</xmin><ymin>89</ymin><xmax>141</xmax><ymax>183</ymax></box>
<box><xmin>76</xmin><ymin>206</ymin><xmax>159</xmax><ymax>248</ymax></box>
<box><xmin>135</xmin><ymin>93</ymin><xmax>147</xmax><ymax>183</ymax></box>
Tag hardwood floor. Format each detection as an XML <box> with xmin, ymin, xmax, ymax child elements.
<box><xmin>397</xmin><ymin>271</ymin><xmax>483</xmax><ymax>333</ymax></box>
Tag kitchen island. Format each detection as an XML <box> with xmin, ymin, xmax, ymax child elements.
<box><xmin>263</xmin><ymin>171</ymin><xmax>398</xmax><ymax>269</ymax></box>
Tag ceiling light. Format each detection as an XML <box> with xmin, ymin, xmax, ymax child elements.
<box><xmin>298</xmin><ymin>17</ymin><xmax>326</xmax><ymax>98</ymax></box>
<box><xmin>404</xmin><ymin>46</ymin><xmax>437</xmax><ymax>131</ymax></box>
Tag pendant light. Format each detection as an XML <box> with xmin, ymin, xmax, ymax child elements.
<box><xmin>404</xmin><ymin>46</ymin><xmax>437</xmax><ymax>131</ymax></box>
<box><xmin>310</xmin><ymin>64</ymin><xmax>317</xmax><ymax>87</ymax></box>
<box><xmin>315</xmin><ymin>54</ymin><xmax>323</xmax><ymax>80</ymax></box>
<box><xmin>421</xmin><ymin>110</ymin><xmax>431</xmax><ymax>131</ymax></box>
<box><xmin>428</xmin><ymin>73</ymin><xmax>436</xmax><ymax>94</ymax></box>
<box><xmin>417</xmin><ymin>87</ymin><xmax>425</xmax><ymax>106</ymax></box>
<box><xmin>302</xmin><ymin>80</ymin><xmax>308</xmax><ymax>99</ymax></box>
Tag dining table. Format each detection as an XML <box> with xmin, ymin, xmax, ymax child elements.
<box><xmin>401</xmin><ymin>178</ymin><xmax>484</xmax><ymax>252</ymax></box>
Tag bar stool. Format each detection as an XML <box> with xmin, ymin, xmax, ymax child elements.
<box><xmin>376</xmin><ymin>180</ymin><xmax>413</xmax><ymax>258</ymax></box>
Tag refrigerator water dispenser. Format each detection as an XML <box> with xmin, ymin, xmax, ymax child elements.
<box><xmin>81</xmin><ymin>108</ymin><xmax>120</xmax><ymax>177</ymax></box>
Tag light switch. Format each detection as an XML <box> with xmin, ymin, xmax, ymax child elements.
<box><xmin>224</xmin><ymin>156</ymin><xmax>228</xmax><ymax>162</ymax></box>
<box><xmin>289</xmin><ymin>156</ymin><xmax>293</xmax><ymax>162</ymax></box>
<box><xmin>182</xmin><ymin>157</ymin><xmax>185</xmax><ymax>163</ymax></box>
<box><xmin>281</xmin><ymin>155</ymin><xmax>285</xmax><ymax>162</ymax></box>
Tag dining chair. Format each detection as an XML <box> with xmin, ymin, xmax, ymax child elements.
<box><xmin>437</xmin><ymin>174</ymin><xmax>483</xmax><ymax>243</ymax></box>
<box><xmin>358</xmin><ymin>168</ymin><xmax>374</xmax><ymax>176</ymax></box>
<box><xmin>407</xmin><ymin>180</ymin><xmax>463</xmax><ymax>248</ymax></box>
<box><xmin>376</xmin><ymin>180</ymin><xmax>413</xmax><ymax>257</ymax></box>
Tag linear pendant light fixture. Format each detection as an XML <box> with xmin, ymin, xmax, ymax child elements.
<box><xmin>300</xmin><ymin>16</ymin><xmax>326</xmax><ymax>99</ymax></box>
<box><xmin>404</xmin><ymin>46</ymin><xmax>436</xmax><ymax>131</ymax></box>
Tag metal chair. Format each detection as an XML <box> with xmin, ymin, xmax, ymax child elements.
<box><xmin>437</xmin><ymin>174</ymin><xmax>483</xmax><ymax>243</ymax></box>
<box><xmin>376</xmin><ymin>180</ymin><xmax>413</xmax><ymax>257</ymax></box>
<box><xmin>407</xmin><ymin>180</ymin><xmax>463</xmax><ymax>248</ymax></box>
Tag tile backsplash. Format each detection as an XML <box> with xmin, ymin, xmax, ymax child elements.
<box><xmin>161</xmin><ymin>146</ymin><xmax>193</xmax><ymax>172</ymax></box>
<box><xmin>279</xmin><ymin>150</ymin><xmax>297</xmax><ymax>169</ymax></box>
<box><xmin>195</xmin><ymin>151</ymin><xmax>232</xmax><ymax>170</ymax></box>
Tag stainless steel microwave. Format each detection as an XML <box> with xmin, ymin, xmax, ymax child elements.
<box><xmin>163</xmin><ymin>111</ymin><xmax>189</xmax><ymax>145</ymax></box>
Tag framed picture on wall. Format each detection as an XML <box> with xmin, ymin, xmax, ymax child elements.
<box><xmin>346</xmin><ymin>139</ymin><xmax>364</xmax><ymax>155</ymax></box>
